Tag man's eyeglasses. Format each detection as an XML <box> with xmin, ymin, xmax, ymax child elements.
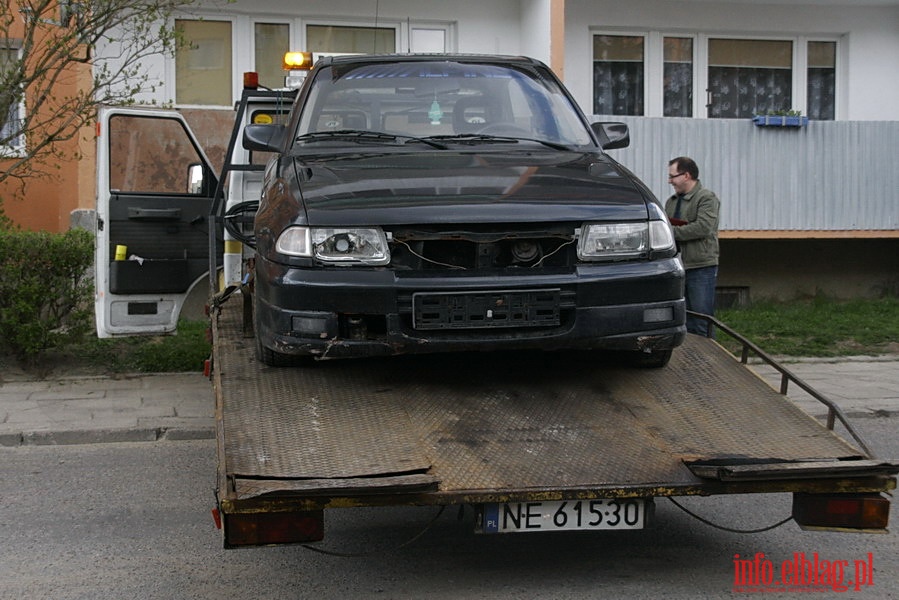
<box><xmin>668</xmin><ymin>172</ymin><xmax>686</xmax><ymax>180</ymax></box>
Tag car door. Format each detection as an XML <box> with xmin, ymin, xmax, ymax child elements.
<box><xmin>95</xmin><ymin>107</ymin><xmax>218</xmax><ymax>337</ymax></box>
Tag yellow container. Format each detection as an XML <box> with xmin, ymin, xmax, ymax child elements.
<box><xmin>114</xmin><ymin>245</ymin><xmax>127</xmax><ymax>261</ymax></box>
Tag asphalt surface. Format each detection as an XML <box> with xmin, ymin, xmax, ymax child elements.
<box><xmin>1</xmin><ymin>354</ymin><xmax>897</xmax><ymax>447</ymax></box>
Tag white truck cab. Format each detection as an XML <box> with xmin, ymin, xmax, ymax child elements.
<box><xmin>94</xmin><ymin>88</ymin><xmax>297</xmax><ymax>337</ymax></box>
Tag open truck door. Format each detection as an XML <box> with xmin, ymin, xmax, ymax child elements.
<box><xmin>95</xmin><ymin>107</ymin><xmax>218</xmax><ymax>337</ymax></box>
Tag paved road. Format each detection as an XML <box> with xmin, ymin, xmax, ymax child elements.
<box><xmin>1</xmin><ymin>353</ymin><xmax>897</xmax><ymax>598</ymax></box>
<box><xmin>1</xmin><ymin>418</ymin><xmax>896</xmax><ymax>600</ymax></box>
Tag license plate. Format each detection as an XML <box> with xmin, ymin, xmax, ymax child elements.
<box><xmin>412</xmin><ymin>289</ymin><xmax>560</xmax><ymax>330</ymax></box>
<box><xmin>477</xmin><ymin>499</ymin><xmax>646</xmax><ymax>533</ymax></box>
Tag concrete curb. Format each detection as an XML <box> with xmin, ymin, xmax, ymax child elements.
<box><xmin>1</xmin><ymin>426</ymin><xmax>215</xmax><ymax>447</ymax></box>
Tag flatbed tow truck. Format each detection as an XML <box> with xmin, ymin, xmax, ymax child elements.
<box><xmin>209</xmin><ymin>292</ymin><xmax>897</xmax><ymax>547</ymax></box>
<box><xmin>92</xmin><ymin>69</ymin><xmax>897</xmax><ymax>550</ymax></box>
<box><xmin>201</xmin><ymin>77</ymin><xmax>896</xmax><ymax>549</ymax></box>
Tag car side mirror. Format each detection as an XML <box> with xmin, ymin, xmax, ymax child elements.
<box><xmin>243</xmin><ymin>124</ymin><xmax>287</xmax><ymax>152</ymax></box>
<box><xmin>591</xmin><ymin>122</ymin><xmax>630</xmax><ymax>150</ymax></box>
<box><xmin>187</xmin><ymin>163</ymin><xmax>204</xmax><ymax>194</ymax></box>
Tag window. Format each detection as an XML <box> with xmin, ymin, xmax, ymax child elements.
<box><xmin>306</xmin><ymin>25</ymin><xmax>396</xmax><ymax>53</ymax></box>
<box><xmin>1</xmin><ymin>47</ymin><xmax>23</xmax><ymax>153</ymax></box>
<box><xmin>296</xmin><ymin>61</ymin><xmax>592</xmax><ymax>146</ymax></box>
<box><xmin>593</xmin><ymin>35</ymin><xmax>644</xmax><ymax>116</ymax></box>
<box><xmin>411</xmin><ymin>28</ymin><xmax>447</xmax><ymax>53</ymax></box>
<box><xmin>664</xmin><ymin>37</ymin><xmax>693</xmax><ymax>117</ymax></box>
<box><xmin>708</xmin><ymin>39</ymin><xmax>792</xmax><ymax>118</ymax></box>
<box><xmin>590</xmin><ymin>30</ymin><xmax>836</xmax><ymax>120</ymax></box>
<box><xmin>255</xmin><ymin>23</ymin><xmax>290</xmax><ymax>90</ymax></box>
<box><xmin>807</xmin><ymin>41</ymin><xmax>836</xmax><ymax>120</ymax></box>
<box><xmin>706</xmin><ymin>39</ymin><xmax>793</xmax><ymax>119</ymax></box>
<box><xmin>108</xmin><ymin>115</ymin><xmax>207</xmax><ymax>194</ymax></box>
<box><xmin>175</xmin><ymin>20</ymin><xmax>233</xmax><ymax>106</ymax></box>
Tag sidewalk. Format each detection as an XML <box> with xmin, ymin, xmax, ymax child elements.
<box><xmin>1</xmin><ymin>356</ymin><xmax>897</xmax><ymax>447</ymax></box>
<box><xmin>748</xmin><ymin>355</ymin><xmax>899</xmax><ymax>419</ymax></box>
<box><xmin>0</xmin><ymin>372</ymin><xmax>214</xmax><ymax>446</ymax></box>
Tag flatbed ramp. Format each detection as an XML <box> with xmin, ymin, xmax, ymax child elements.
<box><xmin>212</xmin><ymin>304</ymin><xmax>894</xmax><ymax>513</ymax></box>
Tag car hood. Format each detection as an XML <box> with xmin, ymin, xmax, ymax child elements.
<box><xmin>291</xmin><ymin>150</ymin><xmax>650</xmax><ymax>225</ymax></box>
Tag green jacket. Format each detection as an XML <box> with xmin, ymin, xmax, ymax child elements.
<box><xmin>664</xmin><ymin>181</ymin><xmax>720</xmax><ymax>270</ymax></box>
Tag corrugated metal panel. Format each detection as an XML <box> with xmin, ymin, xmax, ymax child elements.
<box><xmin>598</xmin><ymin>117</ymin><xmax>899</xmax><ymax>232</ymax></box>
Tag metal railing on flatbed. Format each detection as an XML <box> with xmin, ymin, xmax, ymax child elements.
<box><xmin>692</xmin><ymin>311</ymin><xmax>875</xmax><ymax>457</ymax></box>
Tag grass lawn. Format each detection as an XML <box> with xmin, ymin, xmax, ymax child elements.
<box><xmin>3</xmin><ymin>319</ymin><xmax>215</xmax><ymax>377</ymax></box>
<box><xmin>716</xmin><ymin>296</ymin><xmax>899</xmax><ymax>357</ymax></box>
<box><xmin>79</xmin><ymin>319</ymin><xmax>213</xmax><ymax>373</ymax></box>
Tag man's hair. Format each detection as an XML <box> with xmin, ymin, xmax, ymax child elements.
<box><xmin>669</xmin><ymin>156</ymin><xmax>699</xmax><ymax>180</ymax></box>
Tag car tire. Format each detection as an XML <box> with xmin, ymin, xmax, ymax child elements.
<box><xmin>626</xmin><ymin>349</ymin><xmax>673</xmax><ymax>369</ymax></box>
<box><xmin>255</xmin><ymin>335</ymin><xmax>313</xmax><ymax>367</ymax></box>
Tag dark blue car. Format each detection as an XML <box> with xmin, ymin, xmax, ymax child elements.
<box><xmin>244</xmin><ymin>54</ymin><xmax>685</xmax><ymax>367</ymax></box>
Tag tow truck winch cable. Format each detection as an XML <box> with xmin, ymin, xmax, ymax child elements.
<box><xmin>301</xmin><ymin>506</ymin><xmax>446</xmax><ymax>557</ymax></box>
<box><xmin>667</xmin><ymin>497</ymin><xmax>793</xmax><ymax>533</ymax></box>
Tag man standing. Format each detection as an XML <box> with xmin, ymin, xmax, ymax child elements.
<box><xmin>666</xmin><ymin>157</ymin><xmax>720</xmax><ymax>336</ymax></box>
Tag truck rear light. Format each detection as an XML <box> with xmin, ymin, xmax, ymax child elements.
<box><xmin>243</xmin><ymin>72</ymin><xmax>259</xmax><ymax>90</ymax></box>
<box><xmin>792</xmin><ymin>493</ymin><xmax>890</xmax><ymax>532</ymax></box>
<box><xmin>223</xmin><ymin>510</ymin><xmax>325</xmax><ymax>547</ymax></box>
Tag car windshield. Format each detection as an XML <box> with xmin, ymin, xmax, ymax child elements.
<box><xmin>294</xmin><ymin>60</ymin><xmax>595</xmax><ymax>149</ymax></box>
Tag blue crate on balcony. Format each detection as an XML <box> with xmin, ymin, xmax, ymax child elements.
<box><xmin>752</xmin><ymin>114</ymin><xmax>809</xmax><ymax>127</ymax></box>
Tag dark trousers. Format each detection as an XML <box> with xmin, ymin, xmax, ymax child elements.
<box><xmin>685</xmin><ymin>265</ymin><xmax>718</xmax><ymax>336</ymax></box>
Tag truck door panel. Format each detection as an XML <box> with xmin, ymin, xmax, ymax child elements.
<box><xmin>106</xmin><ymin>192</ymin><xmax>209</xmax><ymax>294</ymax></box>
<box><xmin>96</xmin><ymin>108</ymin><xmax>217</xmax><ymax>337</ymax></box>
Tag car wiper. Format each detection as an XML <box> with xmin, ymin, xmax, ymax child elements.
<box><xmin>296</xmin><ymin>129</ymin><xmax>398</xmax><ymax>143</ymax></box>
<box><xmin>296</xmin><ymin>129</ymin><xmax>447</xmax><ymax>149</ymax></box>
<box><xmin>400</xmin><ymin>136</ymin><xmax>448</xmax><ymax>150</ymax></box>
<box><xmin>423</xmin><ymin>133</ymin><xmax>571</xmax><ymax>151</ymax></box>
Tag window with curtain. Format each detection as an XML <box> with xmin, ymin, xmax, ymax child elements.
<box><xmin>807</xmin><ymin>41</ymin><xmax>836</xmax><ymax>120</ymax></box>
<box><xmin>255</xmin><ymin>23</ymin><xmax>290</xmax><ymax>90</ymax></box>
<box><xmin>306</xmin><ymin>25</ymin><xmax>396</xmax><ymax>54</ymax></box>
<box><xmin>707</xmin><ymin>38</ymin><xmax>792</xmax><ymax>118</ymax></box>
<box><xmin>592</xmin><ymin>35</ymin><xmax>644</xmax><ymax>116</ymax></box>
<box><xmin>664</xmin><ymin>37</ymin><xmax>693</xmax><ymax>117</ymax></box>
<box><xmin>175</xmin><ymin>20</ymin><xmax>233</xmax><ymax>106</ymax></box>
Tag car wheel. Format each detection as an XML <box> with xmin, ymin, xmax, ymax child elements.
<box><xmin>255</xmin><ymin>335</ymin><xmax>313</xmax><ymax>367</ymax></box>
<box><xmin>626</xmin><ymin>349</ymin><xmax>673</xmax><ymax>369</ymax></box>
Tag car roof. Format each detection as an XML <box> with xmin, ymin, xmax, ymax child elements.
<box><xmin>318</xmin><ymin>53</ymin><xmax>545</xmax><ymax>69</ymax></box>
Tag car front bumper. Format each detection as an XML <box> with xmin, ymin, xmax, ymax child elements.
<box><xmin>254</xmin><ymin>257</ymin><xmax>686</xmax><ymax>359</ymax></box>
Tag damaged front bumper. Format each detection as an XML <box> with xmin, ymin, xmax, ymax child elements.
<box><xmin>253</xmin><ymin>256</ymin><xmax>686</xmax><ymax>360</ymax></box>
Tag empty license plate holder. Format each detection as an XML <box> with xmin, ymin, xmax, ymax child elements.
<box><xmin>413</xmin><ymin>289</ymin><xmax>560</xmax><ymax>330</ymax></box>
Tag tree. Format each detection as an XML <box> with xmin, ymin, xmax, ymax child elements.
<box><xmin>0</xmin><ymin>0</ymin><xmax>197</xmax><ymax>197</ymax></box>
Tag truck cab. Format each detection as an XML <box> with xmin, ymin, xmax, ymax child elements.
<box><xmin>94</xmin><ymin>89</ymin><xmax>296</xmax><ymax>337</ymax></box>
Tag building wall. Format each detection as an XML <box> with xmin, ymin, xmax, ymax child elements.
<box><xmin>7</xmin><ymin>0</ymin><xmax>898</xmax><ymax>302</ymax></box>
<box><xmin>0</xmin><ymin>63</ymin><xmax>93</xmax><ymax>233</ymax></box>
<box><xmin>719</xmin><ymin>239</ymin><xmax>899</xmax><ymax>301</ymax></box>
<box><xmin>563</xmin><ymin>0</ymin><xmax>899</xmax><ymax>121</ymax></box>
<box><xmin>603</xmin><ymin>116</ymin><xmax>899</xmax><ymax>233</ymax></box>
<box><xmin>112</xmin><ymin>0</ymin><xmax>530</xmax><ymax>108</ymax></box>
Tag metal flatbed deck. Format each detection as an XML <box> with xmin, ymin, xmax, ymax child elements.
<box><xmin>212</xmin><ymin>301</ymin><xmax>896</xmax><ymax>515</ymax></box>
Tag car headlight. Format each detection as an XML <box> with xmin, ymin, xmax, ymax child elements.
<box><xmin>275</xmin><ymin>226</ymin><xmax>390</xmax><ymax>265</ymax></box>
<box><xmin>578</xmin><ymin>223</ymin><xmax>648</xmax><ymax>260</ymax></box>
<box><xmin>577</xmin><ymin>221</ymin><xmax>675</xmax><ymax>261</ymax></box>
